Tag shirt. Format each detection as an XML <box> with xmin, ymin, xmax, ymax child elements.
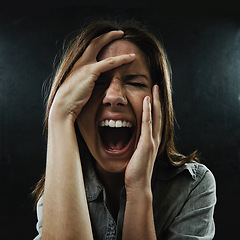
<box><xmin>33</xmin><ymin>157</ymin><xmax>216</xmax><ymax>240</ymax></box>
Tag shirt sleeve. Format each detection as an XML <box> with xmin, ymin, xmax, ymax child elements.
<box><xmin>33</xmin><ymin>195</ymin><xmax>43</xmax><ymax>240</ymax></box>
<box><xmin>163</xmin><ymin>168</ymin><xmax>216</xmax><ymax>240</ymax></box>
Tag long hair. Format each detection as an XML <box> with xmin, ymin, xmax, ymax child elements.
<box><xmin>32</xmin><ymin>19</ymin><xmax>198</xmax><ymax>207</ymax></box>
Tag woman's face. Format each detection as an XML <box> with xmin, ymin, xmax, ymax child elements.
<box><xmin>77</xmin><ymin>40</ymin><xmax>152</xmax><ymax>173</ymax></box>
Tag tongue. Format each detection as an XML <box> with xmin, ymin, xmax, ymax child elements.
<box><xmin>101</xmin><ymin>127</ymin><xmax>131</xmax><ymax>151</ymax></box>
<box><xmin>108</xmin><ymin>140</ymin><xmax>126</xmax><ymax>151</ymax></box>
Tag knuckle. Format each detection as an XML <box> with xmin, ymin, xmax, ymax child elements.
<box><xmin>82</xmin><ymin>64</ymin><xmax>99</xmax><ymax>78</ymax></box>
<box><xmin>81</xmin><ymin>64</ymin><xmax>92</xmax><ymax>73</ymax></box>
<box><xmin>143</xmin><ymin>118</ymin><xmax>152</xmax><ymax>126</ymax></box>
<box><xmin>106</xmin><ymin>57</ymin><xmax>115</xmax><ymax>64</ymax></box>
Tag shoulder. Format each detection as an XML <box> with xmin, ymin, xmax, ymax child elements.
<box><xmin>34</xmin><ymin>195</ymin><xmax>44</xmax><ymax>239</ymax></box>
<box><xmin>185</xmin><ymin>162</ymin><xmax>216</xmax><ymax>195</ymax></box>
<box><xmin>152</xmin><ymin>161</ymin><xmax>216</xmax><ymax>207</ymax></box>
<box><xmin>184</xmin><ymin>162</ymin><xmax>215</xmax><ymax>186</ymax></box>
<box><xmin>152</xmin><ymin>162</ymin><xmax>216</xmax><ymax>237</ymax></box>
<box><xmin>36</xmin><ymin>195</ymin><xmax>44</xmax><ymax>216</ymax></box>
<box><xmin>153</xmin><ymin>161</ymin><xmax>215</xmax><ymax>184</ymax></box>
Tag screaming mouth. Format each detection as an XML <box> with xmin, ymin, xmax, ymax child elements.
<box><xmin>99</xmin><ymin>120</ymin><xmax>134</xmax><ymax>151</ymax></box>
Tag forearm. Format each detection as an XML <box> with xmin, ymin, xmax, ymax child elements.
<box><xmin>122</xmin><ymin>88</ymin><xmax>160</xmax><ymax>240</ymax></box>
<box><xmin>42</xmin><ymin>117</ymin><xmax>93</xmax><ymax>240</ymax></box>
<box><xmin>123</xmin><ymin>188</ymin><xmax>157</xmax><ymax>240</ymax></box>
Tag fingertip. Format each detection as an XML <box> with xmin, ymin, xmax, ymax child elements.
<box><xmin>153</xmin><ymin>84</ymin><xmax>160</xmax><ymax>100</ymax></box>
<box><xmin>110</xmin><ymin>30</ymin><xmax>124</xmax><ymax>36</ymax></box>
<box><xmin>144</xmin><ymin>95</ymin><xmax>151</xmax><ymax>111</ymax></box>
<box><xmin>153</xmin><ymin>84</ymin><xmax>159</xmax><ymax>93</ymax></box>
<box><xmin>144</xmin><ymin>95</ymin><xmax>150</xmax><ymax>103</ymax></box>
<box><xmin>117</xmin><ymin>30</ymin><xmax>124</xmax><ymax>34</ymax></box>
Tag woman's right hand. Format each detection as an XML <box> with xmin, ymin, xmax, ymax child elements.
<box><xmin>49</xmin><ymin>30</ymin><xmax>136</xmax><ymax>123</ymax></box>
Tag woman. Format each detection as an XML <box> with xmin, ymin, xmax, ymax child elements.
<box><xmin>33</xmin><ymin>20</ymin><xmax>216</xmax><ymax>240</ymax></box>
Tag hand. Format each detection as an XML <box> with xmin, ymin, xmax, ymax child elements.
<box><xmin>49</xmin><ymin>30</ymin><xmax>136</xmax><ymax>123</ymax></box>
<box><xmin>125</xmin><ymin>84</ymin><xmax>163</xmax><ymax>194</ymax></box>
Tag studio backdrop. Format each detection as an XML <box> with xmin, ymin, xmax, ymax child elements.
<box><xmin>0</xmin><ymin>4</ymin><xmax>239</xmax><ymax>239</ymax></box>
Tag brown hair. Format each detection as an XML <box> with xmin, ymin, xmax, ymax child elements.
<box><xmin>32</xmin><ymin>19</ymin><xmax>198</xmax><ymax>206</ymax></box>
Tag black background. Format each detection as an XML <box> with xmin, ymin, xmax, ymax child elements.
<box><xmin>0</xmin><ymin>1</ymin><xmax>239</xmax><ymax>239</ymax></box>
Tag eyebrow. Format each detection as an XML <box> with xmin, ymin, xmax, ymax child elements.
<box><xmin>123</xmin><ymin>74</ymin><xmax>149</xmax><ymax>81</ymax></box>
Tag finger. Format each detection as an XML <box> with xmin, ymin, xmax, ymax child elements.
<box><xmin>140</xmin><ymin>95</ymin><xmax>152</xmax><ymax>143</ymax></box>
<box><xmin>91</xmin><ymin>53</ymin><xmax>136</xmax><ymax>77</ymax></box>
<box><xmin>83</xmin><ymin>30</ymin><xmax>125</xmax><ymax>61</ymax></box>
<box><xmin>66</xmin><ymin>53</ymin><xmax>136</xmax><ymax>88</ymax></box>
<box><xmin>152</xmin><ymin>85</ymin><xmax>162</xmax><ymax>142</ymax></box>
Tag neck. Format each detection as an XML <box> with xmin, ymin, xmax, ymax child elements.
<box><xmin>94</xmin><ymin>162</ymin><xmax>125</xmax><ymax>221</ymax></box>
<box><xmin>95</xmin><ymin>162</ymin><xmax>125</xmax><ymax>194</ymax></box>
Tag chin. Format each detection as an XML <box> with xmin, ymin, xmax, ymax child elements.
<box><xmin>95</xmin><ymin>156</ymin><xmax>130</xmax><ymax>174</ymax></box>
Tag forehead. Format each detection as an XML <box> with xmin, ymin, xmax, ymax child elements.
<box><xmin>98</xmin><ymin>39</ymin><xmax>145</xmax><ymax>60</ymax></box>
<box><xmin>97</xmin><ymin>40</ymin><xmax>150</xmax><ymax>80</ymax></box>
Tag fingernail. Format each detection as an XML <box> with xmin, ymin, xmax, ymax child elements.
<box><xmin>117</xmin><ymin>30</ymin><xmax>124</xmax><ymax>34</ymax></box>
<box><xmin>129</xmin><ymin>53</ymin><xmax>136</xmax><ymax>57</ymax></box>
<box><xmin>154</xmin><ymin>85</ymin><xmax>159</xmax><ymax>96</ymax></box>
<box><xmin>146</xmin><ymin>96</ymin><xmax>151</xmax><ymax>105</ymax></box>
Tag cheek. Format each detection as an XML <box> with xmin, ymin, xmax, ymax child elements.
<box><xmin>129</xmin><ymin>91</ymin><xmax>152</xmax><ymax>123</ymax></box>
<box><xmin>131</xmin><ymin>90</ymin><xmax>152</xmax><ymax>110</ymax></box>
<box><xmin>77</xmin><ymin>101</ymin><xmax>97</xmax><ymax>138</ymax></box>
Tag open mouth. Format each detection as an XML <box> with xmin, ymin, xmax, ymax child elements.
<box><xmin>98</xmin><ymin>119</ymin><xmax>134</xmax><ymax>152</ymax></box>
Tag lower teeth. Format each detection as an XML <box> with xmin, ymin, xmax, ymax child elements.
<box><xmin>109</xmin><ymin>149</ymin><xmax>120</xmax><ymax>152</ymax></box>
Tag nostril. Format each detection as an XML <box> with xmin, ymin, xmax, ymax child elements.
<box><xmin>102</xmin><ymin>92</ymin><xmax>126</xmax><ymax>106</ymax></box>
<box><xmin>117</xmin><ymin>102</ymin><xmax>125</xmax><ymax>106</ymax></box>
<box><xmin>104</xmin><ymin>102</ymin><xmax>111</xmax><ymax>107</ymax></box>
<box><xmin>103</xmin><ymin>97</ymin><xmax>127</xmax><ymax>107</ymax></box>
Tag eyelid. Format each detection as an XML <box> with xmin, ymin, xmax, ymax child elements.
<box><xmin>124</xmin><ymin>75</ymin><xmax>149</xmax><ymax>87</ymax></box>
<box><xmin>126</xmin><ymin>82</ymin><xmax>148</xmax><ymax>88</ymax></box>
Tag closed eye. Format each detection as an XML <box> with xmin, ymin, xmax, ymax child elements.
<box><xmin>124</xmin><ymin>74</ymin><xmax>149</xmax><ymax>88</ymax></box>
<box><xmin>127</xmin><ymin>82</ymin><xmax>148</xmax><ymax>88</ymax></box>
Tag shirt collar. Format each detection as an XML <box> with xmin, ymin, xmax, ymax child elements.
<box><xmin>82</xmin><ymin>151</ymin><xmax>198</xmax><ymax>201</ymax></box>
<box><xmin>153</xmin><ymin>160</ymin><xmax>199</xmax><ymax>181</ymax></box>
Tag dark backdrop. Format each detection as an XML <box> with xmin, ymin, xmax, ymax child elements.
<box><xmin>0</xmin><ymin>2</ymin><xmax>239</xmax><ymax>239</ymax></box>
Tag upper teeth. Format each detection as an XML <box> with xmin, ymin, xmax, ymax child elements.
<box><xmin>99</xmin><ymin>120</ymin><xmax>132</xmax><ymax>128</ymax></box>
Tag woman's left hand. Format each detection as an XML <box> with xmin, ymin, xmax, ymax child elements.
<box><xmin>124</xmin><ymin>84</ymin><xmax>163</xmax><ymax>195</ymax></box>
<box><xmin>123</xmin><ymin>84</ymin><xmax>162</xmax><ymax>239</ymax></box>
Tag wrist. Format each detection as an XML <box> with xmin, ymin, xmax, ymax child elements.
<box><xmin>126</xmin><ymin>186</ymin><xmax>153</xmax><ymax>203</ymax></box>
<box><xmin>48</xmin><ymin>101</ymin><xmax>79</xmax><ymax>126</ymax></box>
<box><xmin>48</xmin><ymin>109</ymin><xmax>77</xmax><ymax>136</ymax></box>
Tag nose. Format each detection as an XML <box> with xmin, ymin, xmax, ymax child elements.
<box><xmin>102</xmin><ymin>79</ymin><xmax>127</xmax><ymax>107</ymax></box>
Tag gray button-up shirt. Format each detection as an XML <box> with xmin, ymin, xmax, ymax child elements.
<box><xmin>34</xmin><ymin>158</ymin><xmax>216</xmax><ymax>240</ymax></box>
